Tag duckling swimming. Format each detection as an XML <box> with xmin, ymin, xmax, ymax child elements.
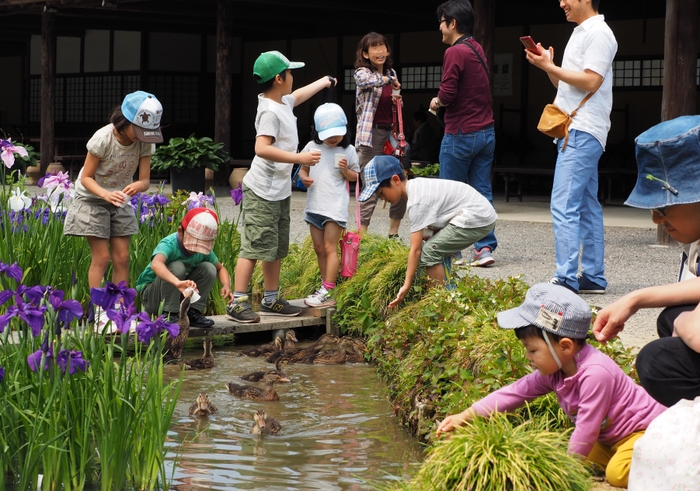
<box><xmin>182</xmin><ymin>337</ymin><xmax>215</xmax><ymax>370</ymax></box>
<box><xmin>240</xmin><ymin>330</ymin><xmax>298</xmax><ymax>358</ymax></box>
<box><xmin>239</xmin><ymin>358</ymin><xmax>289</xmax><ymax>382</ymax></box>
<box><xmin>225</xmin><ymin>370</ymin><xmax>290</xmax><ymax>401</ymax></box>
<box><xmin>164</xmin><ymin>288</ymin><xmax>193</xmax><ymax>361</ymax></box>
<box><xmin>188</xmin><ymin>392</ymin><xmax>218</xmax><ymax>417</ymax></box>
<box><xmin>250</xmin><ymin>409</ymin><xmax>281</xmax><ymax>436</ymax></box>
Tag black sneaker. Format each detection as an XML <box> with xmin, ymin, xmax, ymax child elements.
<box><xmin>578</xmin><ymin>276</ymin><xmax>606</xmax><ymax>294</ymax></box>
<box><xmin>187</xmin><ymin>309</ymin><xmax>215</xmax><ymax>328</ymax></box>
<box><xmin>260</xmin><ymin>298</ymin><xmax>301</xmax><ymax>317</ymax></box>
<box><xmin>165</xmin><ymin>312</ymin><xmax>179</xmax><ymax>323</ymax></box>
<box><xmin>226</xmin><ymin>296</ymin><xmax>261</xmax><ymax>323</ymax></box>
<box><xmin>549</xmin><ymin>277</ymin><xmax>578</xmax><ymax>294</ymax></box>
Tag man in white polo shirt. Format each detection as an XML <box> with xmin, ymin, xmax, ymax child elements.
<box><xmin>526</xmin><ymin>0</ymin><xmax>617</xmax><ymax>295</ymax></box>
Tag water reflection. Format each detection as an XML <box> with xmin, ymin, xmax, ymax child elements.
<box><xmin>165</xmin><ymin>342</ymin><xmax>423</xmax><ymax>490</ymax></box>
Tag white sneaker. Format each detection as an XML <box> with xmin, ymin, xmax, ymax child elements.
<box><xmin>94</xmin><ymin>307</ymin><xmax>117</xmax><ymax>334</ymax></box>
<box><xmin>304</xmin><ymin>288</ymin><xmax>336</xmax><ymax>308</ymax></box>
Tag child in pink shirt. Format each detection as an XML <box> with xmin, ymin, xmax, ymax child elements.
<box><xmin>436</xmin><ymin>283</ymin><xmax>666</xmax><ymax>488</ymax></box>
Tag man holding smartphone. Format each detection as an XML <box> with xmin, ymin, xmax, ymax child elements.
<box><xmin>526</xmin><ymin>0</ymin><xmax>617</xmax><ymax>294</ymax></box>
<box><xmin>429</xmin><ymin>0</ymin><xmax>497</xmax><ymax>268</ymax></box>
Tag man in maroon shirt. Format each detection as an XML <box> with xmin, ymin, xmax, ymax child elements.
<box><xmin>429</xmin><ymin>0</ymin><xmax>497</xmax><ymax>267</ymax></box>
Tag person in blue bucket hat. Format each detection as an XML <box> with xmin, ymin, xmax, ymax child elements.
<box><xmin>593</xmin><ymin>114</ymin><xmax>700</xmax><ymax>407</ymax></box>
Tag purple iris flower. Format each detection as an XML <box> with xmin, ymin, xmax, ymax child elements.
<box><xmin>230</xmin><ymin>183</ymin><xmax>243</xmax><ymax>205</ymax></box>
<box><xmin>16</xmin><ymin>284</ymin><xmax>48</xmax><ymax>305</ymax></box>
<box><xmin>56</xmin><ymin>349</ymin><xmax>89</xmax><ymax>375</ymax></box>
<box><xmin>106</xmin><ymin>303</ymin><xmax>138</xmax><ymax>334</ymax></box>
<box><xmin>0</xmin><ymin>296</ymin><xmax>46</xmax><ymax>336</ymax></box>
<box><xmin>27</xmin><ymin>345</ymin><xmax>53</xmax><ymax>372</ymax></box>
<box><xmin>0</xmin><ymin>289</ymin><xmax>14</xmax><ymax>307</ymax></box>
<box><xmin>90</xmin><ymin>281</ymin><xmax>137</xmax><ymax>310</ymax></box>
<box><xmin>134</xmin><ymin>312</ymin><xmax>179</xmax><ymax>344</ymax></box>
<box><xmin>0</xmin><ymin>261</ymin><xmax>23</xmax><ymax>283</ymax></box>
<box><xmin>49</xmin><ymin>289</ymin><xmax>83</xmax><ymax>326</ymax></box>
<box><xmin>0</xmin><ymin>367</ymin><xmax>4</xmax><ymax>382</ymax></box>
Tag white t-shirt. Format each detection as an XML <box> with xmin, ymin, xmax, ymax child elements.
<box><xmin>75</xmin><ymin>124</ymin><xmax>154</xmax><ymax>202</ymax></box>
<box><xmin>301</xmin><ymin>141</ymin><xmax>360</xmax><ymax>223</ymax></box>
<box><xmin>554</xmin><ymin>15</ymin><xmax>618</xmax><ymax>149</ymax></box>
<box><xmin>243</xmin><ymin>94</ymin><xmax>299</xmax><ymax>201</ymax></box>
<box><xmin>406</xmin><ymin>178</ymin><xmax>497</xmax><ymax>233</ymax></box>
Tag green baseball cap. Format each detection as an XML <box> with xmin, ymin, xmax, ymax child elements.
<box><xmin>253</xmin><ymin>50</ymin><xmax>305</xmax><ymax>84</ymax></box>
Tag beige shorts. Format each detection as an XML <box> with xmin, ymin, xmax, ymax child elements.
<box><xmin>63</xmin><ymin>197</ymin><xmax>138</xmax><ymax>239</ymax></box>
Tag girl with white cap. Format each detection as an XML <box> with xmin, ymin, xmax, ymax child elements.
<box><xmin>297</xmin><ymin>103</ymin><xmax>360</xmax><ymax>307</ymax></box>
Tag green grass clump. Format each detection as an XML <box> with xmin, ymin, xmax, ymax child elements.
<box><xmin>391</xmin><ymin>412</ymin><xmax>591</xmax><ymax>491</ymax></box>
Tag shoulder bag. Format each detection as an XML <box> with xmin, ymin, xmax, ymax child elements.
<box><xmin>340</xmin><ymin>181</ymin><xmax>361</xmax><ymax>278</ymax></box>
<box><xmin>537</xmin><ymin>91</ymin><xmax>594</xmax><ymax>151</ymax></box>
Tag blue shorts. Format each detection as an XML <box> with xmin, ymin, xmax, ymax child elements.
<box><xmin>305</xmin><ymin>212</ymin><xmax>346</xmax><ymax>230</ymax></box>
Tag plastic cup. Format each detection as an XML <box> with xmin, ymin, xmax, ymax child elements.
<box><xmin>392</xmin><ymin>88</ymin><xmax>401</xmax><ymax>97</ymax></box>
<box><xmin>184</xmin><ymin>287</ymin><xmax>201</xmax><ymax>303</ymax></box>
<box><xmin>334</xmin><ymin>153</ymin><xmax>344</xmax><ymax>168</ymax></box>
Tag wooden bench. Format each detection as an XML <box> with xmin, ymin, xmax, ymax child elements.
<box><xmin>493</xmin><ymin>167</ymin><xmax>638</xmax><ymax>205</ymax></box>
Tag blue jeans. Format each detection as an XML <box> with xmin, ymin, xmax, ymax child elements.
<box><xmin>551</xmin><ymin>129</ymin><xmax>607</xmax><ymax>289</ymax></box>
<box><xmin>439</xmin><ymin>126</ymin><xmax>497</xmax><ymax>252</ymax></box>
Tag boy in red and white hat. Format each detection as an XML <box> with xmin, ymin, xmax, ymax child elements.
<box><xmin>136</xmin><ymin>208</ymin><xmax>233</xmax><ymax>327</ymax></box>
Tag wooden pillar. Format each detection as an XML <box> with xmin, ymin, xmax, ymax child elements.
<box><xmin>40</xmin><ymin>6</ymin><xmax>56</xmax><ymax>175</ymax></box>
<box><xmin>657</xmin><ymin>0</ymin><xmax>700</xmax><ymax>245</ymax></box>
<box><xmin>214</xmin><ymin>0</ymin><xmax>233</xmax><ymax>185</ymax></box>
<box><xmin>472</xmin><ymin>0</ymin><xmax>495</xmax><ymax>83</ymax></box>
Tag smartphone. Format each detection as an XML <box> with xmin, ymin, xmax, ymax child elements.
<box><xmin>519</xmin><ymin>36</ymin><xmax>540</xmax><ymax>54</ymax></box>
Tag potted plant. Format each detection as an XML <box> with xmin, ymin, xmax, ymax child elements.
<box><xmin>150</xmin><ymin>134</ymin><xmax>231</xmax><ymax>193</ymax></box>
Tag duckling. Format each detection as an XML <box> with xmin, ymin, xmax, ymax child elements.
<box><xmin>250</xmin><ymin>409</ymin><xmax>282</xmax><ymax>436</ymax></box>
<box><xmin>239</xmin><ymin>330</ymin><xmax>298</xmax><ymax>358</ymax></box>
<box><xmin>341</xmin><ymin>336</ymin><xmax>367</xmax><ymax>364</ymax></box>
<box><xmin>239</xmin><ymin>357</ymin><xmax>290</xmax><ymax>382</ymax></box>
<box><xmin>271</xmin><ymin>333</ymin><xmax>341</xmax><ymax>365</ymax></box>
<box><xmin>164</xmin><ymin>288</ymin><xmax>193</xmax><ymax>361</ymax></box>
<box><xmin>225</xmin><ymin>370</ymin><xmax>290</xmax><ymax>401</ymax></box>
<box><xmin>182</xmin><ymin>337</ymin><xmax>215</xmax><ymax>370</ymax></box>
<box><xmin>188</xmin><ymin>392</ymin><xmax>218</xmax><ymax>417</ymax></box>
<box><xmin>311</xmin><ymin>337</ymin><xmax>357</xmax><ymax>365</ymax></box>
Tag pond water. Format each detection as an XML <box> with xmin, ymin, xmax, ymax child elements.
<box><xmin>163</xmin><ymin>339</ymin><xmax>424</xmax><ymax>490</ymax></box>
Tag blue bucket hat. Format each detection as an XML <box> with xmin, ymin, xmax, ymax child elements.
<box><xmin>358</xmin><ymin>155</ymin><xmax>403</xmax><ymax>202</ymax></box>
<box><xmin>625</xmin><ymin>115</ymin><xmax>700</xmax><ymax>209</ymax></box>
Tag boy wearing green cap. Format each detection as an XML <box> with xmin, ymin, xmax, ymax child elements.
<box><xmin>227</xmin><ymin>51</ymin><xmax>336</xmax><ymax>323</ymax></box>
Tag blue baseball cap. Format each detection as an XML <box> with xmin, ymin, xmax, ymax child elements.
<box><xmin>358</xmin><ymin>155</ymin><xmax>403</xmax><ymax>202</ymax></box>
<box><xmin>626</xmin><ymin>115</ymin><xmax>700</xmax><ymax>209</ymax></box>
<box><xmin>121</xmin><ymin>91</ymin><xmax>163</xmax><ymax>143</ymax></box>
<box><xmin>314</xmin><ymin>103</ymin><xmax>347</xmax><ymax>141</ymax></box>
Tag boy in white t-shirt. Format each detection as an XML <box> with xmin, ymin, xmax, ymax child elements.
<box><xmin>359</xmin><ymin>155</ymin><xmax>497</xmax><ymax>308</ymax></box>
<box><xmin>226</xmin><ymin>50</ymin><xmax>336</xmax><ymax>323</ymax></box>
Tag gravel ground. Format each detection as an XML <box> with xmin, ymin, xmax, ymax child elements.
<box><xmin>210</xmin><ymin>186</ymin><xmax>682</xmax><ymax>353</ymax></box>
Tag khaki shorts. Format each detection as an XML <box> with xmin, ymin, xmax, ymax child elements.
<box><xmin>63</xmin><ymin>197</ymin><xmax>138</xmax><ymax>239</ymax></box>
<box><xmin>238</xmin><ymin>184</ymin><xmax>291</xmax><ymax>262</ymax></box>
<box><xmin>420</xmin><ymin>222</ymin><xmax>495</xmax><ymax>266</ymax></box>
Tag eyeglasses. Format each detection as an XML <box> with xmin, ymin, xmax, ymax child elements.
<box><xmin>651</xmin><ymin>207</ymin><xmax>668</xmax><ymax>218</ymax></box>
<box><xmin>439</xmin><ymin>18</ymin><xmax>448</xmax><ymax>26</ymax></box>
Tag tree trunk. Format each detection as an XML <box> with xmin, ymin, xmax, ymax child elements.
<box><xmin>657</xmin><ymin>0</ymin><xmax>700</xmax><ymax>245</ymax></box>
<box><xmin>214</xmin><ymin>0</ymin><xmax>233</xmax><ymax>186</ymax></box>
<box><xmin>472</xmin><ymin>0</ymin><xmax>495</xmax><ymax>87</ymax></box>
<box><xmin>40</xmin><ymin>7</ymin><xmax>56</xmax><ymax>176</ymax></box>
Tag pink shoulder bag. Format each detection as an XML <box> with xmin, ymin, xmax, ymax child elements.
<box><xmin>340</xmin><ymin>181</ymin><xmax>361</xmax><ymax>278</ymax></box>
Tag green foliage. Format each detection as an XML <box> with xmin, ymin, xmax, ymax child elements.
<box><xmin>411</xmin><ymin>163</ymin><xmax>440</xmax><ymax>177</ymax></box>
<box><xmin>0</xmin><ymin>306</ymin><xmax>181</xmax><ymax>489</ymax></box>
<box><xmin>389</xmin><ymin>412</ymin><xmax>592</xmax><ymax>491</ymax></box>
<box><xmin>150</xmin><ymin>134</ymin><xmax>231</xmax><ymax>172</ymax></box>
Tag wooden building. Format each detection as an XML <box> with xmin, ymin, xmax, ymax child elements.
<box><xmin>0</xmin><ymin>0</ymin><xmax>697</xmax><ymax>194</ymax></box>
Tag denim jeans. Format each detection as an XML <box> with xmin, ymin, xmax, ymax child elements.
<box><xmin>550</xmin><ymin>129</ymin><xmax>607</xmax><ymax>289</ymax></box>
<box><xmin>439</xmin><ymin>126</ymin><xmax>497</xmax><ymax>252</ymax></box>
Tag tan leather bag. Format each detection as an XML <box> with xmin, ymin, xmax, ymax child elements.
<box><xmin>537</xmin><ymin>92</ymin><xmax>594</xmax><ymax>151</ymax></box>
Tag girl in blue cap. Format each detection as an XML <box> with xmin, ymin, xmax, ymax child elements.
<box><xmin>64</xmin><ymin>90</ymin><xmax>163</xmax><ymax>328</ymax></box>
<box><xmin>297</xmin><ymin>103</ymin><xmax>360</xmax><ymax>307</ymax></box>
